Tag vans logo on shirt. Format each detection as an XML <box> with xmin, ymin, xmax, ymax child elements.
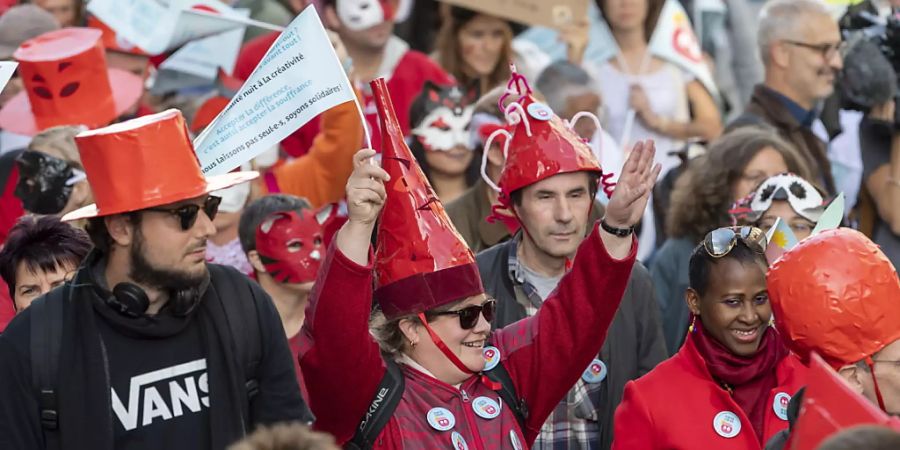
<box><xmin>111</xmin><ymin>359</ymin><xmax>209</xmax><ymax>431</ymax></box>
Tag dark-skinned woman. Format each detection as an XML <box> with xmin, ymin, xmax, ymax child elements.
<box><xmin>613</xmin><ymin>227</ymin><xmax>806</xmax><ymax>449</ymax></box>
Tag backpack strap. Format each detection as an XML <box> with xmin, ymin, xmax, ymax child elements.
<box><xmin>484</xmin><ymin>362</ymin><xmax>528</xmax><ymax>431</ymax></box>
<box><xmin>30</xmin><ymin>284</ymin><xmax>68</xmax><ymax>450</ymax></box>
<box><xmin>346</xmin><ymin>359</ymin><xmax>405</xmax><ymax>450</ymax></box>
<box><xmin>208</xmin><ymin>265</ymin><xmax>262</xmax><ymax>401</ymax></box>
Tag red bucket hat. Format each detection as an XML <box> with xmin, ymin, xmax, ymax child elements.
<box><xmin>0</xmin><ymin>28</ymin><xmax>143</xmax><ymax>136</ymax></box>
<box><xmin>768</xmin><ymin>228</ymin><xmax>900</xmax><ymax>370</ymax></box>
<box><xmin>480</xmin><ymin>67</ymin><xmax>611</xmax><ymax>229</ymax></box>
<box><xmin>61</xmin><ymin>109</ymin><xmax>258</xmax><ymax>222</ymax></box>
<box><xmin>370</xmin><ymin>78</ymin><xmax>483</xmax><ymax>320</ymax></box>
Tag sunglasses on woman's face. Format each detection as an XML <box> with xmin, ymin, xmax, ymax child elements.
<box><xmin>703</xmin><ymin>226</ymin><xmax>767</xmax><ymax>258</ymax></box>
<box><xmin>145</xmin><ymin>196</ymin><xmax>222</xmax><ymax>231</ymax></box>
<box><xmin>429</xmin><ymin>299</ymin><xmax>497</xmax><ymax>330</ymax></box>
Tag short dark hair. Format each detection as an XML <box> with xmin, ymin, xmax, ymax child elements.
<box><xmin>510</xmin><ymin>172</ymin><xmax>600</xmax><ymax>207</ymax></box>
<box><xmin>0</xmin><ymin>216</ymin><xmax>92</xmax><ymax>297</ymax></box>
<box><xmin>238</xmin><ymin>194</ymin><xmax>311</xmax><ymax>253</ymax></box>
<box><xmin>688</xmin><ymin>237</ymin><xmax>767</xmax><ymax>297</ymax></box>
<box><xmin>85</xmin><ymin>213</ymin><xmax>142</xmax><ymax>254</ymax></box>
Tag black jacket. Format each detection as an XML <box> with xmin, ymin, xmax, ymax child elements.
<box><xmin>0</xmin><ymin>259</ymin><xmax>310</xmax><ymax>450</ymax></box>
<box><xmin>476</xmin><ymin>238</ymin><xmax>667</xmax><ymax>449</ymax></box>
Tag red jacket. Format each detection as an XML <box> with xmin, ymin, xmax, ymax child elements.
<box><xmin>299</xmin><ymin>225</ymin><xmax>636</xmax><ymax>448</ymax></box>
<box><xmin>612</xmin><ymin>330</ymin><xmax>807</xmax><ymax>450</ymax></box>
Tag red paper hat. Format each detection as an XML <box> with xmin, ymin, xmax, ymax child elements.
<box><xmin>768</xmin><ymin>228</ymin><xmax>900</xmax><ymax>369</ymax></box>
<box><xmin>789</xmin><ymin>352</ymin><xmax>900</xmax><ymax>450</ymax></box>
<box><xmin>495</xmin><ymin>94</ymin><xmax>602</xmax><ymax>197</ymax></box>
<box><xmin>371</xmin><ymin>78</ymin><xmax>483</xmax><ymax>319</ymax></box>
<box><xmin>86</xmin><ymin>16</ymin><xmax>149</xmax><ymax>56</ymax></box>
<box><xmin>0</xmin><ymin>28</ymin><xmax>144</xmax><ymax>136</ymax></box>
<box><xmin>61</xmin><ymin>109</ymin><xmax>258</xmax><ymax>222</ymax></box>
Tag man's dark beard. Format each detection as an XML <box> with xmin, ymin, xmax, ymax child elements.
<box><xmin>128</xmin><ymin>227</ymin><xmax>207</xmax><ymax>292</ymax></box>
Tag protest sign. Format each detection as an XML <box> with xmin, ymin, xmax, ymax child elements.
<box><xmin>88</xmin><ymin>0</ymin><xmax>279</xmax><ymax>55</ymax></box>
<box><xmin>0</xmin><ymin>62</ymin><xmax>16</xmax><ymax>96</ymax></box>
<box><xmin>648</xmin><ymin>0</ymin><xmax>719</xmax><ymax>99</ymax></box>
<box><xmin>439</xmin><ymin>0</ymin><xmax>588</xmax><ymax>29</ymax></box>
<box><xmin>160</xmin><ymin>9</ymin><xmax>250</xmax><ymax>80</ymax></box>
<box><xmin>193</xmin><ymin>6</ymin><xmax>358</xmax><ymax>176</ymax></box>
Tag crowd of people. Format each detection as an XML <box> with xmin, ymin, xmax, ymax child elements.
<box><xmin>0</xmin><ymin>0</ymin><xmax>899</xmax><ymax>449</ymax></box>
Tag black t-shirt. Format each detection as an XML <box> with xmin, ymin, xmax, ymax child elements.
<box><xmin>96</xmin><ymin>312</ymin><xmax>211</xmax><ymax>450</ymax></box>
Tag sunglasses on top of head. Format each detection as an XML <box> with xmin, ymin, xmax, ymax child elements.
<box><xmin>144</xmin><ymin>196</ymin><xmax>222</xmax><ymax>231</ymax></box>
<box><xmin>703</xmin><ymin>226</ymin><xmax>767</xmax><ymax>258</ymax></box>
<box><xmin>428</xmin><ymin>299</ymin><xmax>497</xmax><ymax>330</ymax></box>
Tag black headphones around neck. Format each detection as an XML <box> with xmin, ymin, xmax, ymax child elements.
<box><xmin>107</xmin><ymin>282</ymin><xmax>200</xmax><ymax>318</ymax></box>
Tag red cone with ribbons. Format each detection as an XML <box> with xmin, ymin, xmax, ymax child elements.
<box><xmin>371</xmin><ymin>77</ymin><xmax>483</xmax><ymax>321</ymax></box>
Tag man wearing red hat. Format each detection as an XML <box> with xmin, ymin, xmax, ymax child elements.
<box><xmin>763</xmin><ymin>228</ymin><xmax>900</xmax><ymax>448</ymax></box>
<box><xmin>298</xmin><ymin>77</ymin><xmax>659</xmax><ymax>448</ymax></box>
<box><xmin>0</xmin><ymin>110</ymin><xmax>312</xmax><ymax>449</ymax></box>
<box><xmin>474</xmin><ymin>73</ymin><xmax>666</xmax><ymax>449</ymax></box>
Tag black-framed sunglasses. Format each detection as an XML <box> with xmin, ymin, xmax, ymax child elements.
<box><xmin>429</xmin><ymin>299</ymin><xmax>497</xmax><ymax>330</ymax></box>
<box><xmin>703</xmin><ymin>226</ymin><xmax>767</xmax><ymax>258</ymax></box>
<box><xmin>145</xmin><ymin>196</ymin><xmax>222</xmax><ymax>231</ymax></box>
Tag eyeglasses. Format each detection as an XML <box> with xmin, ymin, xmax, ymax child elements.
<box><xmin>703</xmin><ymin>226</ymin><xmax>767</xmax><ymax>258</ymax></box>
<box><xmin>429</xmin><ymin>299</ymin><xmax>497</xmax><ymax>330</ymax></box>
<box><xmin>783</xmin><ymin>40</ymin><xmax>847</xmax><ymax>60</ymax></box>
<box><xmin>144</xmin><ymin>196</ymin><xmax>222</xmax><ymax>231</ymax></box>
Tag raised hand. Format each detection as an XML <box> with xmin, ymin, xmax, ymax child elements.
<box><xmin>338</xmin><ymin>149</ymin><xmax>390</xmax><ymax>265</ymax></box>
<box><xmin>605</xmin><ymin>140</ymin><xmax>661</xmax><ymax>229</ymax></box>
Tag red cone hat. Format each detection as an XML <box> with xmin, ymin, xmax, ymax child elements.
<box><xmin>496</xmin><ymin>94</ymin><xmax>602</xmax><ymax>204</ymax></box>
<box><xmin>370</xmin><ymin>78</ymin><xmax>483</xmax><ymax>319</ymax></box>
<box><xmin>768</xmin><ymin>228</ymin><xmax>900</xmax><ymax>369</ymax></box>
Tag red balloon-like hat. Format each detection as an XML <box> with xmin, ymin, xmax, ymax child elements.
<box><xmin>371</xmin><ymin>78</ymin><xmax>483</xmax><ymax>320</ymax></box>
<box><xmin>768</xmin><ymin>228</ymin><xmax>900</xmax><ymax>370</ymax></box>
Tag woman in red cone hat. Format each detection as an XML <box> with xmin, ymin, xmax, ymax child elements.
<box><xmin>297</xmin><ymin>76</ymin><xmax>660</xmax><ymax>449</ymax></box>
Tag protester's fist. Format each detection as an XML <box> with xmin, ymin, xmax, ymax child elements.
<box><xmin>604</xmin><ymin>140</ymin><xmax>661</xmax><ymax>229</ymax></box>
<box><xmin>346</xmin><ymin>149</ymin><xmax>389</xmax><ymax>225</ymax></box>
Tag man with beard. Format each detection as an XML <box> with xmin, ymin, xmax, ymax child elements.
<box><xmin>0</xmin><ymin>110</ymin><xmax>312</xmax><ymax>450</ymax></box>
<box><xmin>727</xmin><ymin>0</ymin><xmax>843</xmax><ymax>195</ymax></box>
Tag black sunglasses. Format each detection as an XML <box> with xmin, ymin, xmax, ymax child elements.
<box><xmin>145</xmin><ymin>196</ymin><xmax>222</xmax><ymax>231</ymax></box>
<box><xmin>429</xmin><ymin>299</ymin><xmax>497</xmax><ymax>330</ymax></box>
<box><xmin>703</xmin><ymin>226</ymin><xmax>767</xmax><ymax>258</ymax></box>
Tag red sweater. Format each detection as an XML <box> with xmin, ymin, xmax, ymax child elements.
<box><xmin>299</xmin><ymin>224</ymin><xmax>636</xmax><ymax>448</ymax></box>
<box><xmin>612</xmin><ymin>331</ymin><xmax>807</xmax><ymax>450</ymax></box>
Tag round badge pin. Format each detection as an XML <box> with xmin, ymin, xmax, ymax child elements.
<box><xmin>510</xmin><ymin>430</ymin><xmax>523</xmax><ymax>450</ymax></box>
<box><xmin>482</xmin><ymin>346</ymin><xmax>501</xmax><ymax>372</ymax></box>
<box><xmin>426</xmin><ymin>407</ymin><xmax>456</xmax><ymax>432</ymax></box>
<box><xmin>773</xmin><ymin>392</ymin><xmax>791</xmax><ymax>421</ymax></box>
<box><xmin>472</xmin><ymin>396</ymin><xmax>501</xmax><ymax>420</ymax></box>
<box><xmin>526</xmin><ymin>102</ymin><xmax>553</xmax><ymax>121</ymax></box>
<box><xmin>451</xmin><ymin>431</ymin><xmax>469</xmax><ymax>450</ymax></box>
<box><xmin>582</xmin><ymin>359</ymin><xmax>607</xmax><ymax>383</ymax></box>
<box><xmin>713</xmin><ymin>411</ymin><xmax>741</xmax><ymax>438</ymax></box>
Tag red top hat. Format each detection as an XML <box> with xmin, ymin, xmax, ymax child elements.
<box><xmin>370</xmin><ymin>78</ymin><xmax>483</xmax><ymax>320</ymax></box>
<box><xmin>789</xmin><ymin>352</ymin><xmax>900</xmax><ymax>450</ymax></box>
<box><xmin>768</xmin><ymin>228</ymin><xmax>900</xmax><ymax>370</ymax></box>
<box><xmin>61</xmin><ymin>109</ymin><xmax>258</xmax><ymax>222</ymax></box>
<box><xmin>0</xmin><ymin>28</ymin><xmax>143</xmax><ymax>136</ymax></box>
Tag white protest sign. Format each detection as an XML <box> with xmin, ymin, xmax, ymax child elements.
<box><xmin>160</xmin><ymin>9</ymin><xmax>250</xmax><ymax>80</ymax></box>
<box><xmin>194</xmin><ymin>6</ymin><xmax>357</xmax><ymax>176</ymax></box>
<box><xmin>0</xmin><ymin>62</ymin><xmax>17</xmax><ymax>96</ymax></box>
<box><xmin>648</xmin><ymin>0</ymin><xmax>719</xmax><ymax>99</ymax></box>
<box><xmin>88</xmin><ymin>0</ymin><xmax>271</xmax><ymax>55</ymax></box>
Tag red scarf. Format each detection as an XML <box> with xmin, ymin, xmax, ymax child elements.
<box><xmin>692</xmin><ymin>321</ymin><xmax>788</xmax><ymax>442</ymax></box>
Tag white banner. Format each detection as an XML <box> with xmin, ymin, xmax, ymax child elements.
<box><xmin>648</xmin><ymin>0</ymin><xmax>720</xmax><ymax>99</ymax></box>
<box><xmin>160</xmin><ymin>9</ymin><xmax>250</xmax><ymax>79</ymax></box>
<box><xmin>87</xmin><ymin>0</ymin><xmax>276</xmax><ymax>55</ymax></box>
<box><xmin>0</xmin><ymin>62</ymin><xmax>17</xmax><ymax>96</ymax></box>
<box><xmin>194</xmin><ymin>6</ymin><xmax>356</xmax><ymax>176</ymax></box>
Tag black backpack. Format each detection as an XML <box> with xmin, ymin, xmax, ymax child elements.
<box><xmin>345</xmin><ymin>357</ymin><xmax>529</xmax><ymax>450</ymax></box>
<box><xmin>29</xmin><ymin>264</ymin><xmax>268</xmax><ymax>449</ymax></box>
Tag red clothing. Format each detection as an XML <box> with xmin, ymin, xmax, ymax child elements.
<box><xmin>299</xmin><ymin>224</ymin><xmax>637</xmax><ymax>448</ymax></box>
<box><xmin>235</xmin><ymin>32</ymin><xmax>321</xmax><ymax>158</ymax></box>
<box><xmin>612</xmin><ymin>329</ymin><xmax>807</xmax><ymax>450</ymax></box>
<box><xmin>359</xmin><ymin>50</ymin><xmax>453</xmax><ymax>146</ymax></box>
<box><xmin>0</xmin><ymin>280</ymin><xmax>14</xmax><ymax>332</ymax></box>
<box><xmin>0</xmin><ymin>165</ymin><xmax>23</xmax><ymax>243</ymax></box>
<box><xmin>288</xmin><ymin>331</ymin><xmax>310</xmax><ymax>405</ymax></box>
